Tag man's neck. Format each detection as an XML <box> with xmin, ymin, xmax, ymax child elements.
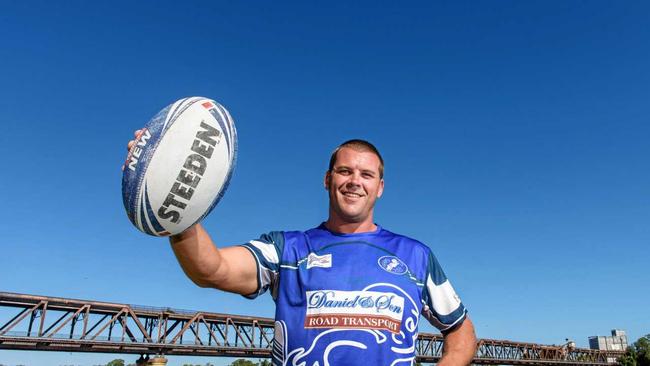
<box><xmin>324</xmin><ymin>217</ymin><xmax>377</xmax><ymax>234</ymax></box>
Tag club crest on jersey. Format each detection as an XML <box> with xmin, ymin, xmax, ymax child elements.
<box><xmin>307</xmin><ymin>253</ymin><xmax>332</xmax><ymax>269</ymax></box>
<box><xmin>378</xmin><ymin>256</ymin><xmax>408</xmax><ymax>275</ymax></box>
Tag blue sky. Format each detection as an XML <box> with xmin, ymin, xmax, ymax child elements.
<box><xmin>1</xmin><ymin>1</ymin><xmax>648</xmax><ymax>365</ymax></box>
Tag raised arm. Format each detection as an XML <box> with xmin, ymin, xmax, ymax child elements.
<box><xmin>438</xmin><ymin>316</ymin><xmax>478</xmax><ymax>366</ymax></box>
<box><xmin>169</xmin><ymin>224</ymin><xmax>259</xmax><ymax>295</ymax></box>
<box><xmin>125</xmin><ymin>130</ymin><xmax>258</xmax><ymax>296</ymax></box>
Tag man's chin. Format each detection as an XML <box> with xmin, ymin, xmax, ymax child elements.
<box><xmin>338</xmin><ymin>210</ymin><xmax>366</xmax><ymax>223</ymax></box>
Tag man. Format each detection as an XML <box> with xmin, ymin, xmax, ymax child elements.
<box><xmin>127</xmin><ymin>136</ymin><xmax>477</xmax><ymax>365</ymax></box>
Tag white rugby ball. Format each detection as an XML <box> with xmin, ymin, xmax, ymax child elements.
<box><xmin>122</xmin><ymin>97</ymin><xmax>237</xmax><ymax>236</ymax></box>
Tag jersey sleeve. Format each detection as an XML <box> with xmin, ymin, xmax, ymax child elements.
<box><xmin>238</xmin><ymin>231</ymin><xmax>285</xmax><ymax>300</ymax></box>
<box><xmin>421</xmin><ymin>249</ymin><xmax>467</xmax><ymax>333</ymax></box>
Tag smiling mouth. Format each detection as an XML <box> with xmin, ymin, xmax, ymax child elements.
<box><xmin>342</xmin><ymin>191</ymin><xmax>364</xmax><ymax>198</ymax></box>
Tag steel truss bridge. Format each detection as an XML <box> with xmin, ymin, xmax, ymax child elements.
<box><xmin>0</xmin><ymin>292</ymin><xmax>623</xmax><ymax>365</ymax></box>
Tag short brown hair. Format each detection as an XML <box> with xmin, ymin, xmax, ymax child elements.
<box><xmin>328</xmin><ymin>139</ymin><xmax>384</xmax><ymax>178</ymax></box>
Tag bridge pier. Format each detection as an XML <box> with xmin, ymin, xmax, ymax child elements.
<box><xmin>148</xmin><ymin>356</ymin><xmax>168</xmax><ymax>366</ymax></box>
<box><xmin>136</xmin><ymin>355</ymin><xmax>167</xmax><ymax>366</ymax></box>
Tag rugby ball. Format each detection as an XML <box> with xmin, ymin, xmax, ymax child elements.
<box><xmin>122</xmin><ymin>97</ymin><xmax>237</xmax><ymax>236</ymax></box>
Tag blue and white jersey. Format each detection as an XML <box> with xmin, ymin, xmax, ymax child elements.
<box><xmin>240</xmin><ymin>224</ymin><xmax>467</xmax><ymax>366</ymax></box>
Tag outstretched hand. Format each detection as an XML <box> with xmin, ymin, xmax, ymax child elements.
<box><xmin>122</xmin><ymin>129</ymin><xmax>143</xmax><ymax>171</ymax></box>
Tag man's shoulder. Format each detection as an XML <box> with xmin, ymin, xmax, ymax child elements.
<box><xmin>254</xmin><ymin>230</ymin><xmax>285</xmax><ymax>244</ymax></box>
<box><xmin>279</xmin><ymin>223</ymin><xmax>331</xmax><ymax>237</ymax></box>
<box><xmin>265</xmin><ymin>225</ymin><xmax>434</xmax><ymax>254</ymax></box>
<box><xmin>255</xmin><ymin>227</ymin><xmax>315</xmax><ymax>246</ymax></box>
<box><xmin>378</xmin><ymin>226</ymin><xmax>432</xmax><ymax>253</ymax></box>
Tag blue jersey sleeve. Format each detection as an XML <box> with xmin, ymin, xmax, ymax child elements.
<box><xmin>238</xmin><ymin>231</ymin><xmax>285</xmax><ymax>300</ymax></box>
<box><xmin>421</xmin><ymin>249</ymin><xmax>467</xmax><ymax>333</ymax></box>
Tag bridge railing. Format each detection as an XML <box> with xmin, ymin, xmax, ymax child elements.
<box><xmin>0</xmin><ymin>292</ymin><xmax>624</xmax><ymax>365</ymax></box>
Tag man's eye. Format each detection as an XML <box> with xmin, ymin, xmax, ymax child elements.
<box><xmin>338</xmin><ymin>169</ymin><xmax>351</xmax><ymax>175</ymax></box>
<box><xmin>362</xmin><ymin>173</ymin><xmax>374</xmax><ymax>178</ymax></box>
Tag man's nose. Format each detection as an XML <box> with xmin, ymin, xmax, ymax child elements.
<box><xmin>347</xmin><ymin>171</ymin><xmax>362</xmax><ymax>186</ymax></box>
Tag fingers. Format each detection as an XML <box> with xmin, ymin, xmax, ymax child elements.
<box><xmin>126</xmin><ymin>129</ymin><xmax>143</xmax><ymax>152</ymax></box>
<box><xmin>123</xmin><ymin>129</ymin><xmax>144</xmax><ymax>171</ymax></box>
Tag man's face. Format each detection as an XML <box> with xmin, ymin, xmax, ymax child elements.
<box><xmin>325</xmin><ymin>147</ymin><xmax>384</xmax><ymax>224</ymax></box>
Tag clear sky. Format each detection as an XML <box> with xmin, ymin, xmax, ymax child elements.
<box><xmin>1</xmin><ymin>1</ymin><xmax>648</xmax><ymax>365</ymax></box>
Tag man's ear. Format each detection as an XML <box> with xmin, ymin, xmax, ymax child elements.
<box><xmin>324</xmin><ymin>171</ymin><xmax>331</xmax><ymax>190</ymax></box>
<box><xmin>377</xmin><ymin>178</ymin><xmax>384</xmax><ymax>198</ymax></box>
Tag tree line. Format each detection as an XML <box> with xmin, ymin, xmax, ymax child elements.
<box><xmin>619</xmin><ymin>334</ymin><xmax>650</xmax><ymax>366</ymax></box>
<box><xmin>98</xmin><ymin>335</ymin><xmax>649</xmax><ymax>366</ymax></box>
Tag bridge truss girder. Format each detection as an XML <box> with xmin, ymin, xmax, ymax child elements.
<box><xmin>0</xmin><ymin>292</ymin><xmax>623</xmax><ymax>365</ymax></box>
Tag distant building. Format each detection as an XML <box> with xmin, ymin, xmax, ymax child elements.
<box><xmin>589</xmin><ymin>329</ymin><xmax>628</xmax><ymax>351</ymax></box>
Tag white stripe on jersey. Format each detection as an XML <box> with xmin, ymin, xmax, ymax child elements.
<box><xmin>260</xmin><ymin>265</ymin><xmax>273</xmax><ymax>289</ymax></box>
<box><xmin>249</xmin><ymin>239</ymin><xmax>279</xmax><ymax>264</ymax></box>
<box><xmin>426</xmin><ymin>276</ymin><xmax>461</xmax><ymax>316</ymax></box>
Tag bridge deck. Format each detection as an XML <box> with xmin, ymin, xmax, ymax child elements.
<box><xmin>0</xmin><ymin>292</ymin><xmax>623</xmax><ymax>365</ymax></box>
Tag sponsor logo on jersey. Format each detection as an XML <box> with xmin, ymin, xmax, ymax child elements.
<box><xmin>307</xmin><ymin>253</ymin><xmax>332</xmax><ymax>269</ymax></box>
<box><xmin>378</xmin><ymin>256</ymin><xmax>408</xmax><ymax>275</ymax></box>
<box><xmin>304</xmin><ymin>290</ymin><xmax>404</xmax><ymax>334</ymax></box>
